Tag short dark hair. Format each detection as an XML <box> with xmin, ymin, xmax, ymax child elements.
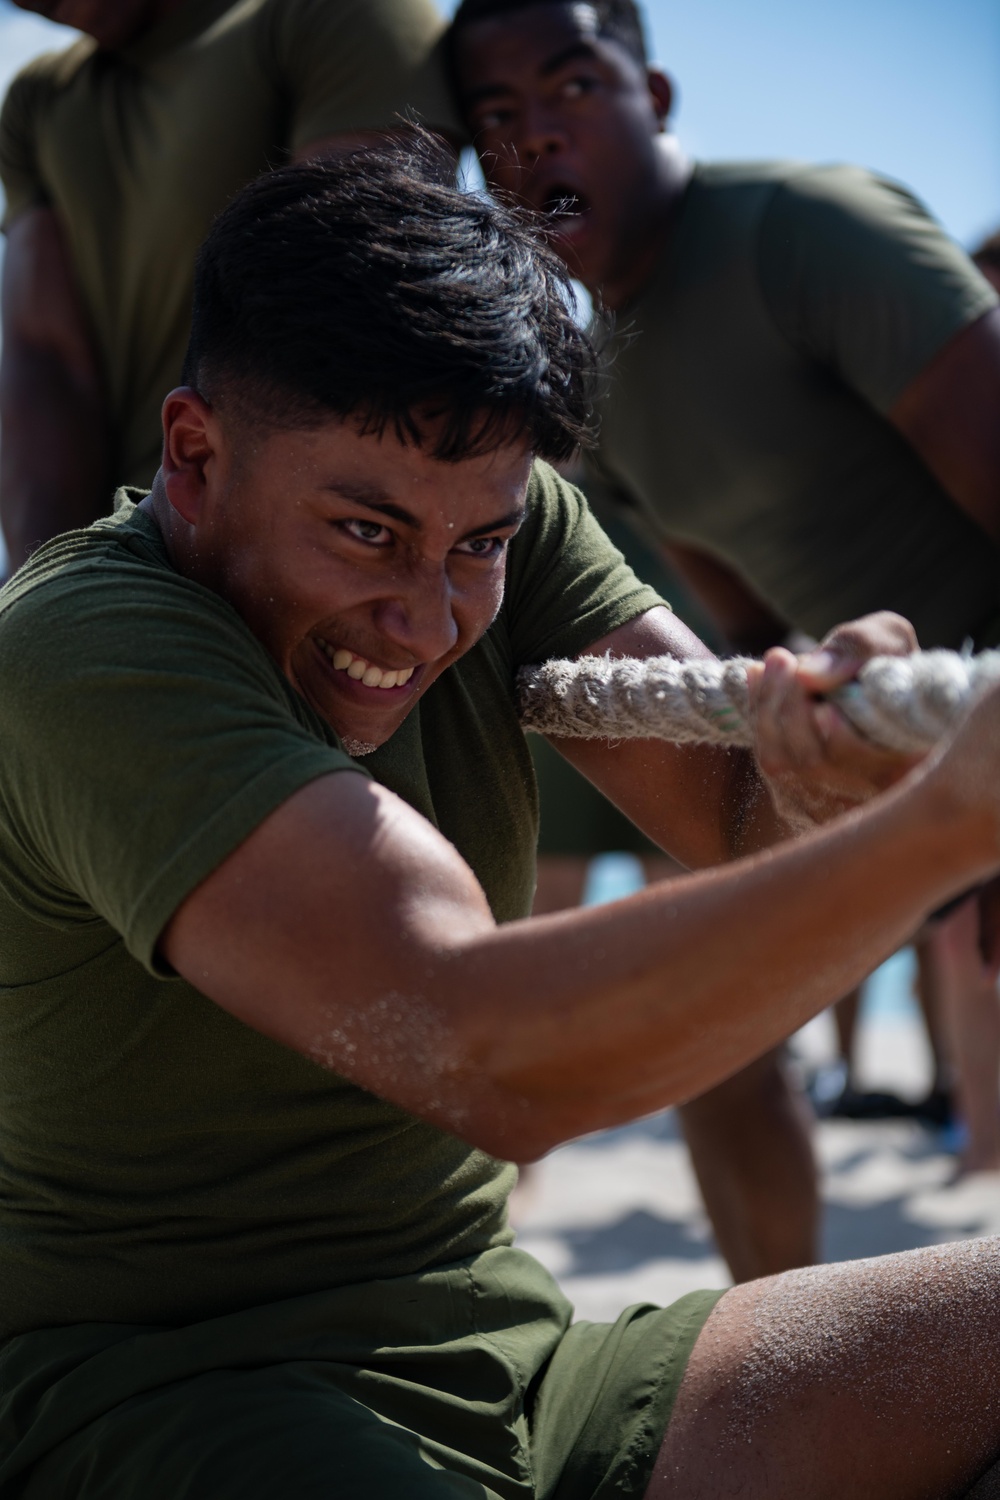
<box><xmin>448</xmin><ymin>0</ymin><xmax>649</xmax><ymax>68</ymax></box>
<box><xmin>182</xmin><ymin>137</ymin><xmax>595</xmax><ymax>462</ymax></box>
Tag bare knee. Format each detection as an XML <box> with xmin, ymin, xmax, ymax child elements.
<box><xmin>649</xmin><ymin>1243</ymin><xmax>1000</xmax><ymax>1500</ymax></box>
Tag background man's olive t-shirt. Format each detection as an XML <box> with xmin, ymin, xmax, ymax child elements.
<box><xmin>0</xmin><ymin>463</ymin><xmax>662</xmax><ymax>1339</ymax></box>
<box><xmin>595</xmin><ymin>161</ymin><xmax>1000</xmax><ymax>649</ymax></box>
<box><xmin>0</xmin><ymin>0</ymin><xmax>459</xmax><ymax>489</ymax></box>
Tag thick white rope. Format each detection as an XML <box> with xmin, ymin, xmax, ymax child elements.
<box><xmin>517</xmin><ymin>648</ymin><xmax>1000</xmax><ymax>754</ymax></box>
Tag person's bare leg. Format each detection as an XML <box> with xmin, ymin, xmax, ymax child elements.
<box><xmin>928</xmin><ymin>901</ymin><xmax>1000</xmax><ymax>1173</ymax></box>
<box><xmin>678</xmin><ymin>1049</ymin><xmax>818</xmax><ymax>1282</ymax></box>
<box><xmin>914</xmin><ymin>935</ymin><xmax>954</xmax><ymax>1097</ymax></box>
<box><xmin>641</xmin><ymin>853</ymin><xmax>819</xmax><ymax>1281</ymax></box>
<box><xmin>833</xmin><ymin>988</ymin><xmax>862</xmax><ymax>1089</ymax></box>
<box><xmin>650</xmin><ymin>1237</ymin><xmax>1000</xmax><ymax>1499</ymax></box>
<box><xmin>537</xmin><ymin>855</ymin><xmax>818</xmax><ymax>1279</ymax></box>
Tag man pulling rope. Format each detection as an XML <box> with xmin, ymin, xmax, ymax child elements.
<box><xmin>7</xmin><ymin>147</ymin><xmax>1000</xmax><ymax>1500</ymax></box>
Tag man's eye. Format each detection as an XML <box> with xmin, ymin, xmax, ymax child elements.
<box><xmin>561</xmin><ymin>75</ymin><xmax>597</xmax><ymax>100</ymax></box>
<box><xmin>474</xmin><ymin>107</ymin><xmax>513</xmax><ymax>132</ymax></box>
<box><xmin>456</xmin><ymin>536</ymin><xmax>505</xmax><ymax>558</ymax></box>
<box><xmin>342</xmin><ymin>519</ymin><xmax>392</xmax><ymax>546</ymax></box>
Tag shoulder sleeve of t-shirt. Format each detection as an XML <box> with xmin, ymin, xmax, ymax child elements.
<box><xmin>270</xmin><ymin>0</ymin><xmax>461</xmax><ymax>151</ymax></box>
<box><xmin>757</xmin><ymin>164</ymin><xmax>999</xmax><ymax>412</ymax></box>
<box><xmin>501</xmin><ymin>461</ymin><xmax>667</xmax><ymax>666</ymax></box>
<box><xmin>0</xmin><ymin>60</ymin><xmax>52</xmax><ymax>229</ymax></box>
<box><xmin>0</xmin><ymin>564</ymin><xmax>365</xmax><ymax>975</ymax></box>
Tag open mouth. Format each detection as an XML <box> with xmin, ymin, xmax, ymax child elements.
<box><xmin>540</xmin><ymin>185</ymin><xmax>591</xmax><ymax>223</ymax></box>
<box><xmin>315</xmin><ymin>637</ymin><xmax>416</xmax><ymax>692</ymax></box>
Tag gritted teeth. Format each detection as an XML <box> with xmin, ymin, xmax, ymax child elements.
<box><xmin>316</xmin><ymin>639</ymin><xmax>414</xmax><ymax>690</ymax></box>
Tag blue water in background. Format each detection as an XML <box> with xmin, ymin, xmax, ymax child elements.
<box><xmin>582</xmin><ymin>852</ymin><xmax>920</xmax><ymax>1024</ymax></box>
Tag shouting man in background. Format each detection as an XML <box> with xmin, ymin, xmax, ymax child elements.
<box><xmin>448</xmin><ymin>0</ymin><xmax>1000</xmax><ymax>1276</ymax></box>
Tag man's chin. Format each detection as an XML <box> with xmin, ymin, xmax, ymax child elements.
<box><xmin>341</xmin><ymin>736</ymin><xmax>380</xmax><ymax>758</ymax></box>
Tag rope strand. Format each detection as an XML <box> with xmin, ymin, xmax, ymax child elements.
<box><xmin>517</xmin><ymin>649</ymin><xmax>1000</xmax><ymax>754</ymax></box>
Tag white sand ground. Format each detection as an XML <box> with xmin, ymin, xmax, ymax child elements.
<box><xmin>514</xmin><ymin>860</ymin><xmax>1000</xmax><ymax>1323</ymax></box>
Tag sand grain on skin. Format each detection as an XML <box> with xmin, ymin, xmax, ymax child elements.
<box><xmin>725</xmin><ymin>1239</ymin><xmax>1000</xmax><ymax>1452</ymax></box>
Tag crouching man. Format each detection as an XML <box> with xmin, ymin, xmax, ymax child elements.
<box><xmin>2</xmin><ymin>146</ymin><xmax>1000</xmax><ymax>1500</ymax></box>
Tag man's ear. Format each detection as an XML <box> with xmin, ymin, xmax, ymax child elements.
<box><xmin>160</xmin><ymin>387</ymin><xmax>221</xmax><ymax>526</ymax></box>
<box><xmin>647</xmin><ymin>68</ymin><xmax>674</xmax><ymax>130</ymax></box>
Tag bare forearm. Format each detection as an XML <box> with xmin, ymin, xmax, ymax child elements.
<box><xmin>555</xmin><ymin>612</ymin><xmax>923</xmax><ymax>870</ymax></box>
<box><xmin>0</xmin><ymin>348</ymin><xmax>111</xmax><ymax>569</ymax></box>
<box><xmin>1</xmin><ymin>207</ymin><xmax>112</xmax><ymax>571</ymax></box>
<box><xmin>662</xmin><ymin>540</ymin><xmax>789</xmax><ymax>655</ymax></box>
<box><xmin>547</xmin><ymin>605</ymin><xmax>787</xmax><ymax>869</ymax></box>
<box><xmin>172</xmin><ymin>762</ymin><xmax>994</xmax><ymax>1164</ymax></box>
<box><xmin>430</xmin><ymin>773</ymin><xmax>992</xmax><ymax>1156</ymax></box>
<box><xmin>890</xmin><ymin>306</ymin><xmax>1000</xmax><ymax>543</ymax></box>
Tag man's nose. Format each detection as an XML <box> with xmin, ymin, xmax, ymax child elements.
<box><xmin>519</xmin><ymin>104</ymin><xmax>568</xmax><ymax>167</ymax></box>
<box><xmin>377</xmin><ymin>562</ymin><xmax>459</xmax><ymax>663</ymax></box>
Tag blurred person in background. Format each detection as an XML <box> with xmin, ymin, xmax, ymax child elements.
<box><xmin>448</xmin><ymin>0</ymin><xmax>1000</xmax><ymax>1279</ymax></box>
<box><xmin>974</xmin><ymin>229</ymin><xmax>1000</xmax><ymax>295</ymax></box>
<box><xmin>0</xmin><ymin>0</ymin><xmax>459</xmax><ymax>570</ymax></box>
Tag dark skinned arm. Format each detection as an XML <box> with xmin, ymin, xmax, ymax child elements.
<box><xmin>653</xmin><ymin>307</ymin><xmax>1000</xmax><ymax>647</ymax></box>
<box><xmin>160</xmin><ymin>604</ymin><xmax>964</xmax><ymax>1163</ymax></box>
<box><xmin>0</xmin><ymin>206</ymin><xmax>110</xmax><ymax>571</ymax></box>
<box><xmin>886</xmin><ymin>303</ymin><xmax>1000</xmax><ymax>958</ymax></box>
<box><xmin>662</xmin><ymin>539</ymin><xmax>791</xmax><ymax>656</ymax></box>
<box><xmin>161</xmin><ymin>680</ymin><xmax>1000</xmax><ymax>1163</ymax></box>
<box><xmin>890</xmin><ymin>305</ymin><xmax>1000</xmax><ymax>544</ymax></box>
<box><xmin>547</xmin><ymin>605</ymin><xmax>920</xmax><ymax>862</ymax></box>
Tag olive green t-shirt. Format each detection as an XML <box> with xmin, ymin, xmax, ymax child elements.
<box><xmin>0</xmin><ymin>464</ymin><xmax>662</xmax><ymax>1339</ymax></box>
<box><xmin>0</xmin><ymin>0</ymin><xmax>459</xmax><ymax>490</ymax></box>
<box><xmin>595</xmin><ymin>161</ymin><xmax>1000</xmax><ymax>649</ymax></box>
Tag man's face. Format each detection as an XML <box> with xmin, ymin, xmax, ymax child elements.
<box><xmin>13</xmin><ymin>0</ymin><xmax>171</xmax><ymax>48</ymax></box>
<box><xmin>454</xmin><ymin>2</ymin><xmax>671</xmax><ymax>294</ymax></box>
<box><xmin>164</xmin><ymin>402</ymin><xmax>533</xmax><ymax>757</ymax></box>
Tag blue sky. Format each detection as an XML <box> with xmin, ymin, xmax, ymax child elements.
<box><xmin>0</xmin><ymin>0</ymin><xmax>996</xmax><ymax>245</ymax></box>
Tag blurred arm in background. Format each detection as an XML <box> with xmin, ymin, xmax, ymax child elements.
<box><xmin>0</xmin><ymin>204</ymin><xmax>109</xmax><ymax>572</ymax></box>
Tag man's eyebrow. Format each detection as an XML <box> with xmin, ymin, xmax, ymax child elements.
<box><xmin>461</xmin><ymin>507</ymin><xmax>526</xmax><ymax>539</ymax></box>
<box><xmin>324</xmin><ymin>483</ymin><xmax>525</xmax><ymax>539</ymax></box>
<box><xmin>463</xmin><ymin>79</ymin><xmax>514</xmax><ymax>107</ymax></box>
<box><xmin>323</xmin><ymin>481</ymin><xmax>419</xmax><ymax>528</ymax></box>
<box><xmin>539</xmin><ymin>41</ymin><xmax>601</xmax><ymax>78</ymax></box>
<box><xmin>463</xmin><ymin>41</ymin><xmax>600</xmax><ymax>106</ymax></box>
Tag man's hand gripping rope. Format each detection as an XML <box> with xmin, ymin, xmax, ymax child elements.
<box><xmin>519</xmin><ymin>611</ymin><xmax>1000</xmax><ymax>964</ymax></box>
<box><xmin>518</xmin><ymin>627</ymin><xmax>1000</xmax><ymax>757</ymax></box>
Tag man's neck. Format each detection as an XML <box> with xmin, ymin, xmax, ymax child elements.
<box><xmin>141</xmin><ymin>481</ymin><xmax>188</xmax><ymax>575</ymax></box>
<box><xmin>598</xmin><ymin>136</ymin><xmax>692</xmax><ymax>312</ymax></box>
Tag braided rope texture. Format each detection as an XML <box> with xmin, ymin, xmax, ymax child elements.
<box><xmin>517</xmin><ymin>649</ymin><xmax>1000</xmax><ymax>754</ymax></box>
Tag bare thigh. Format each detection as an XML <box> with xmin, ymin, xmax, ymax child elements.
<box><xmin>647</xmin><ymin>1238</ymin><xmax>1000</xmax><ymax>1499</ymax></box>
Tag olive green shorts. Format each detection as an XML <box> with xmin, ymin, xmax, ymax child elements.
<box><xmin>0</xmin><ymin>1246</ymin><xmax>721</xmax><ymax>1500</ymax></box>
